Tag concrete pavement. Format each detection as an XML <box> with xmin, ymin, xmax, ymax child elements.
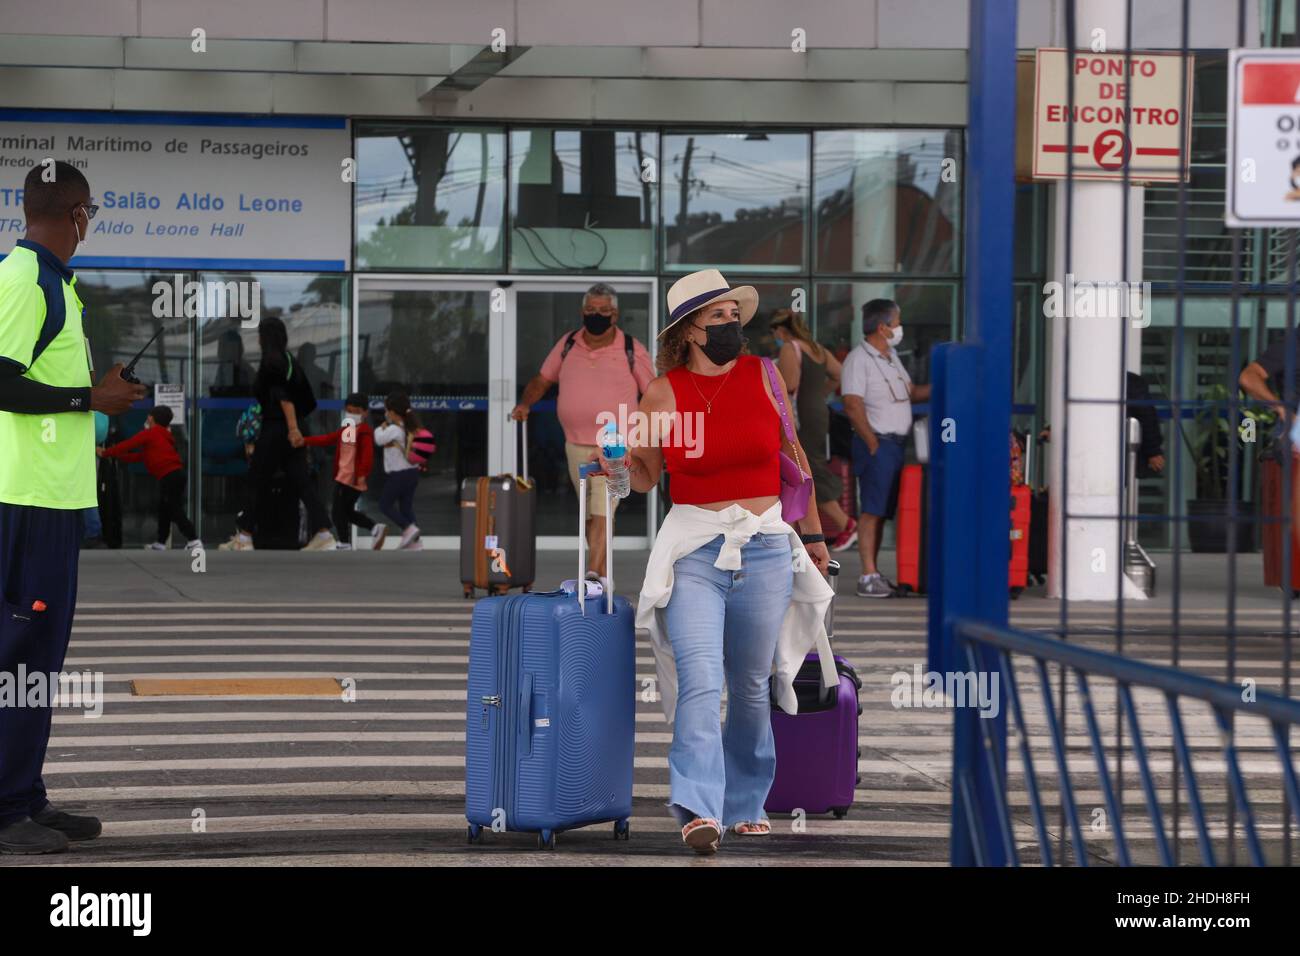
<box><xmin>4</xmin><ymin>546</ymin><xmax>1295</xmax><ymax>866</ymax></box>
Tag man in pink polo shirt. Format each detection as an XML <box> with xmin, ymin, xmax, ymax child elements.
<box><xmin>512</xmin><ymin>283</ymin><xmax>654</xmax><ymax>579</ymax></box>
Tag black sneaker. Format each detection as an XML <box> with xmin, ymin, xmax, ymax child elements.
<box><xmin>0</xmin><ymin>817</ymin><xmax>69</xmax><ymax>854</ymax></box>
<box><xmin>32</xmin><ymin>805</ymin><xmax>102</xmax><ymax>842</ymax></box>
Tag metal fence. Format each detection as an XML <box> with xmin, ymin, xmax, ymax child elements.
<box><xmin>939</xmin><ymin>0</ymin><xmax>1300</xmax><ymax>866</ymax></box>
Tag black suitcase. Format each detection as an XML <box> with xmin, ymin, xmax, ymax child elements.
<box><xmin>460</xmin><ymin>419</ymin><xmax>536</xmax><ymax>597</ymax></box>
<box><xmin>97</xmin><ymin>455</ymin><xmax>123</xmax><ymax>549</ymax></box>
<box><xmin>1028</xmin><ymin>491</ymin><xmax>1048</xmax><ymax>584</ymax></box>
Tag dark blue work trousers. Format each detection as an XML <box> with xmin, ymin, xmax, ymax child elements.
<box><xmin>0</xmin><ymin>503</ymin><xmax>82</xmax><ymax>827</ymax></box>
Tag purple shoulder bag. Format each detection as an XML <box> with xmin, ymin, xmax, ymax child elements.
<box><xmin>760</xmin><ymin>356</ymin><xmax>813</xmax><ymax>523</ymax></box>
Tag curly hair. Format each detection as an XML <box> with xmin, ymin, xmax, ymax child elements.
<box><xmin>656</xmin><ymin>309</ymin><xmax>750</xmax><ymax>375</ymax></box>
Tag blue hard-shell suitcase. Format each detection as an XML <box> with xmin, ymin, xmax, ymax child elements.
<box><xmin>465</xmin><ymin>463</ymin><xmax>635</xmax><ymax>849</ymax></box>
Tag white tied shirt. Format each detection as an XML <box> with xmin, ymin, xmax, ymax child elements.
<box><xmin>840</xmin><ymin>340</ymin><xmax>914</xmax><ymax>436</ymax></box>
<box><xmin>636</xmin><ymin>502</ymin><xmax>836</xmax><ymax>728</ymax></box>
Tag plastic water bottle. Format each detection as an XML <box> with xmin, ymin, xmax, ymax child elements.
<box><xmin>598</xmin><ymin>421</ymin><xmax>631</xmax><ymax>499</ymax></box>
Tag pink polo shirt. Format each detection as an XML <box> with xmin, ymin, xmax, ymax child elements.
<box><xmin>540</xmin><ymin>328</ymin><xmax>655</xmax><ymax>445</ymax></box>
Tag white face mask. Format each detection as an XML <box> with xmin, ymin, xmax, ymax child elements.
<box><xmin>887</xmin><ymin>325</ymin><xmax>903</xmax><ymax>347</ymax></box>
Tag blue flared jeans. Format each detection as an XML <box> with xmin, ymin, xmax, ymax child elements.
<box><xmin>661</xmin><ymin>532</ymin><xmax>794</xmax><ymax>829</ymax></box>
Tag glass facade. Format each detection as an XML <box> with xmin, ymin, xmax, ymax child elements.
<box><xmin>357</xmin><ymin>286</ymin><xmax>489</xmax><ymax>537</ymax></box>
<box><xmin>814</xmin><ymin>130</ymin><xmax>962</xmax><ymax>275</ymax></box>
<box><xmin>352</xmin><ymin>122</ymin><xmax>965</xmax><ymax>543</ymax></box>
<box><xmin>662</xmin><ymin>131</ymin><xmax>809</xmax><ymax>274</ymax></box>
<box><xmin>71</xmin><ymin>102</ymin><xmax>1255</xmax><ymax>552</ymax></box>
<box><xmin>510</xmin><ymin>129</ymin><xmax>658</xmax><ymax>272</ymax></box>
<box><xmin>79</xmin><ymin>271</ymin><xmax>193</xmax><ymax>547</ymax></box>
<box><xmin>67</xmin><ymin>119</ymin><xmax>969</xmax><ymax>548</ymax></box>
<box><xmin>355</xmin><ymin>125</ymin><xmax>506</xmax><ymax>271</ymax></box>
<box><xmin>198</xmin><ymin>274</ymin><xmax>349</xmax><ymax>543</ymax></box>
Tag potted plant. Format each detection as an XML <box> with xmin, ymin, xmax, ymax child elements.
<box><xmin>1182</xmin><ymin>383</ymin><xmax>1261</xmax><ymax>553</ymax></box>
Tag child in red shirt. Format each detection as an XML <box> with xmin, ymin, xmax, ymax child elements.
<box><xmin>303</xmin><ymin>393</ymin><xmax>382</xmax><ymax>549</ymax></box>
<box><xmin>99</xmin><ymin>404</ymin><xmax>201</xmax><ymax>550</ymax></box>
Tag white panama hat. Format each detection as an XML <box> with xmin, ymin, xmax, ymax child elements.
<box><xmin>660</xmin><ymin>269</ymin><xmax>759</xmax><ymax>339</ymax></box>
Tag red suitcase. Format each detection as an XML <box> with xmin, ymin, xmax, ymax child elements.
<box><xmin>895</xmin><ymin>464</ymin><xmax>926</xmax><ymax>595</ymax></box>
<box><xmin>1261</xmin><ymin>458</ymin><xmax>1300</xmax><ymax>592</ymax></box>
<box><xmin>1009</xmin><ymin>484</ymin><xmax>1031</xmax><ymax>597</ymax></box>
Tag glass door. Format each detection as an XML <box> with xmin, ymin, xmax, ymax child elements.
<box><xmin>354</xmin><ymin>275</ymin><xmax>658</xmax><ymax>549</ymax></box>
<box><xmin>356</xmin><ymin>278</ymin><xmax>498</xmax><ymax>546</ymax></box>
<box><xmin>509</xmin><ymin>277</ymin><xmax>658</xmax><ymax>548</ymax></box>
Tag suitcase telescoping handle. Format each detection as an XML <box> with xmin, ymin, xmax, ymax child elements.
<box><xmin>817</xmin><ymin>559</ymin><xmax>841</xmax><ymax>703</ymax></box>
<box><xmin>511</xmin><ymin>414</ymin><xmax>529</xmax><ymax>483</ymax></box>
<box><xmin>577</xmin><ymin>461</ymin><xmax>614</xmax><ymax>615</ymax></box>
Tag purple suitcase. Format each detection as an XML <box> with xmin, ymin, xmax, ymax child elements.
<box><xmin>766</xmin><ymin>562</ymin><xmax>863</xmax><ymax>818</ymax></box>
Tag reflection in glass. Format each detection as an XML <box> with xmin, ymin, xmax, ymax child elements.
<box><xmin>814</xmin><ymin>130</ymin><xmax>961</xmax><ymax>275</ymax></box>
<box><xmin>663</xmin><ymin>132</ymin><xmax>808</xmax><ymax>273</ymax></box>
<box><xmin>197</xmin><ymin>274</ymin><xmax>348</xmax><ymax>543</ymax></box>
<box><xmin>510</xmin><ymin>130</ymin><xmax>658</xmax><ymax>272</ymax></box>
<box><xmin>1014</xmin><ymin>183</ymin><xmax>1048</xmax><ymax>278</ymax></box>
<box><xmin>358</xmin><ymin>289</ymin><xmax>490</xmax><ymax>536</ymax></box>
<box><xmin>356</xmin><ymin>126</ymin><xmax>505</xmax><ymax>271</ymax></box>
<box><xmin>78</xmin><ymin>271</ymin><xmax>192</xmax><ymax>548</ymax></box>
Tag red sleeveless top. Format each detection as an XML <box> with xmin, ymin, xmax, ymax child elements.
<box><xmin>663</xmin><ymin>355</ymin><xmax>781</xmax><ymax>505</ymax></box>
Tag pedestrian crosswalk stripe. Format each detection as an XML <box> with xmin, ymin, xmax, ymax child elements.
<box><xmin>131</xmin><ymin>678</ymin><xmax>345</xmax><ymax>697</ymax></box>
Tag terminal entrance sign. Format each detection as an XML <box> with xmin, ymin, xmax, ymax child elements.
<box><xmin>0</xmin><ymin>109</ymin><xmax>351</xmax><ymax>271</ymax></box>
<box><xmin>1032</xmin><ymin>48</ymin><xmax>1193</xmax><ymax>182</ymax></box>
<box><xmin>1225</xmin><ymin>49</ymin><xmax>1300</xmax><ymax>227</ymax></box>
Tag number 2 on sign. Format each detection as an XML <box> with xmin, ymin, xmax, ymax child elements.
<box><xmin>1092</xmin><ymin>129</ymin><xmax>1130</xmax><ymax>170</ymax></box>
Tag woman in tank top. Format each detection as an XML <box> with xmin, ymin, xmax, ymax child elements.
<box><xmin>769</xmin><ymin>309</ymin><xmax>857</xmax><ymax>552</ymax></box>
<box><xmin>596</xmin><ymin>270</ymin><xmax>832</xmax><ymax>855</ymax></box>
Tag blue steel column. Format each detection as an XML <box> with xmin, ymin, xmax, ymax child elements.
<box><xmin>929</xmin><ymin>0</ymin><xmax>1016</xmax><ymax>866</ymax></box>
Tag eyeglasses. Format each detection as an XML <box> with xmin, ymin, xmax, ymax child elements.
<box><xmin>76</xmin><ymin>202</ymin><xmax>99</xmax><ymax>220</ymax></box>
<box><xmin>865</xmin><ymin>342</ymin><xmax>911</xmax><ymax>402</ymax></box>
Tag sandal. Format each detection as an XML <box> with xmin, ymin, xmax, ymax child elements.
<box><xmin>730</xmin><ymin>820</ymin><xmax>772</xmax><ymax>836</ymax></box>
<box><xmin>681</xmin><ymin>817</ymin><xmax>722</xmax><ymax>854</ymax></box>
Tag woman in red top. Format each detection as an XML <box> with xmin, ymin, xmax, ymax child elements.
<box><xmin>615</xmin><ymin>269</ymin><xmax>829</xmax><ymax>854</ymax></box>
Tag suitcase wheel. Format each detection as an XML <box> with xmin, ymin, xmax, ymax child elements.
<box><xmin>614</xmin><ymin>818</ymin><xmax>630</xmax><ymax>841</ymax></box>
<box><xmin>467</xmin><ymin>823</ymin><xmax>482</xmax><ymax>844</ymax></box>
<box><xmin>462</xmin><ymin>585</ymin><xmax>474</xmax><ymax>599</ymax></box>
<box><xmin>895</xmin><ymin>584</ymin><xmax>913</xmax><ymax>597</ymax></box>
<box><xmin>832</xmin><ymin>807</ymin><xmax>849</xmax><ymax>819</ymax></box>
<box><xmin>537</xmin><ymin>829</ymin><xmax>556</xmax><ymax>850</ymax></box>
<box><xmin>1010</xmin><ymin>587</ymin><xmax>1023</xmax><ymax>600</ymax></box>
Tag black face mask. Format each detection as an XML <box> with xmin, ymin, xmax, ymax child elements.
<box><xmin>583</xmin><ymin>313</ymin><xmax>612</xmax><ymax>335</ymax></box>
<box><xmin>693</xmin><ymin>320</ymin><xmax>744</xmax><ymax>366</ymax></box>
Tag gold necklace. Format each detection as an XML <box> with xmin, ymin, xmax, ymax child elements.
<box><xmin>688</xmin><ymin>364</ymin><xmax>736</xmax><ymax>413</ymax></box>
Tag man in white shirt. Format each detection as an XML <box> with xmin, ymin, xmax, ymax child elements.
<box><xmin>839</xmin><ymin>299</ymin><xmax>930</xmax><ymax>598</ymax></box>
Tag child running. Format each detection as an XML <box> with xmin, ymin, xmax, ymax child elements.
<box><xmin>99</xmin><ymin>404</ymin><xmax>201</xmax><ymax>551</ymax></box>
<box><xmin>303</xmin><ymin>392</ymin><xmax>384</xmax><ymax>549</ymax></box>
<box><xmin>373</xmin><ymin>391</ymin><xmax>423</xmax><ymax>550</ymax></box>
